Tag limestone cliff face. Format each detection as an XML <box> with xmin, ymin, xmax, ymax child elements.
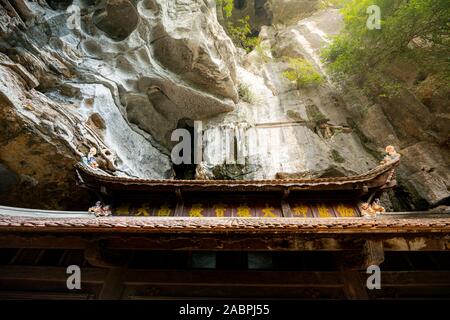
<box><xmin>255</xmin><ymin>8</ymin><xmax>449</xmax><ymax>211</ymax></box>
<box><xmin>216</xmin><ymin>0</ymin><xmax>319</xmax><ymax>32</ymax></box>
<box><xmin>203</xmin><ymin>9</ymin><xmax>376</xmax><ymax>182</ymax></box>
<box><xmin>0</xmin><ymin>1</ymin><xmax>448</xmax><ymax>211</ymax></box>
<box><xmin>0</xmin><ymin>0</ymin><xmax>237</xmax><ymax>208</ymax></box>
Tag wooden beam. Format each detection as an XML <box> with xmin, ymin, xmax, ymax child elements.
<box><xmin>125</xmin><ymin>286</ymin><xmax>344</xmax><ymax>300</ymax></box>
<box><xmin>367</xmin><ymin>271</ymin><xmax>450</xmax><ymax>287</ymax></box>
<box><xmin>383</xmin><ymin>236</ymin><xmax>450</xmax><ymax>251</ymax></box>
<box><xmin>0</xmin><ymin>233</ymin><xmax>448</xmax><ymax>251</ymax></box>
<box><xmin>0</xmin><ymin>266</ymin><xmax>107</xmax><ymax>283</ymax></box>
<box><xmin>123</xmin><ymin>269</ymin><xmax>343</xmax><ymax>287</ymax></box>
<box><xmin>0</xmin><ymin>235</ymin><xmax>87</xmax><ymax>249</ymax></box>
<box><xmin>106</xmin><ymin>235</ymin><xmax>359</xmax><ymax>251</ymax></box>
<box><xmin>0</xmin><ymin>291</ymin><xmax>93</xmax><ymax>300</ymax></box>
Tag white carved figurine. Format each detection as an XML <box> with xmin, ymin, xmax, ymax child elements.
<box><xmin>360</xmin><ymin>198</ymin><xmax>385</xmax><ymax>218</ymax></box>
<box><xmin>360</xmin><ymin>202</ymin><xmax>377</xmax><ymax>218</ymax></box>
<box><xmin>88</xmin><ymin>201</ymin><xmax>112</xmax><ymax>217</ymax></box>
<box><xmin>82</xmin><ymin>147</ymin><xmax>99</xmax><ymax>169</ymax></box>
<box><xmin>195</xmin><ymin>161</ymin><xmax>212</xmax><ymax>180</ymax></box>
<box><xmin>371</xmin><ymin>198</ymin><xmax>386</xmax><ymax>214</ymax></box>
<box><xmin>88</xmin><ymin>201</ymin><xmax>103</xmax><ymax>216</ymax></box>
<box><xmin>380</xmin><ymin>145</ymin><xmax>400</xmax><ymax>165</ymax></box>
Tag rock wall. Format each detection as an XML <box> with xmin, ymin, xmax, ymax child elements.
<box><xmin>0</xmin><ymin>1</ymin><xmax>447</xmax><ymax>211</ymax></box>
<box><xmin>216</xmin><ymin>0</ymin><xmax>319</xmax><ymax>32</ymax></box>
<box><xmin>0</xmin><ymin>0</ymin><xmax>238</xmax><ymax>209</ymax></box>
<box><xmin>203</xmin><ymin>9</ymin><xmax>376</xmax><ymax>181</ymax></box>
<box><xmin>204</xmin><ymin>7</ymin><xmax>449</xmax><ymax>211</ymax></box>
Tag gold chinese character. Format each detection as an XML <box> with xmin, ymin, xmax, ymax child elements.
<box><xmin>292</xmin><ymin>204</ymin><xmax>308</xmax><ymax>217</ymax></box>
<box><xmin>317</xmin><ymin>204</ymin><xmax>332</xmax><ymax>217</ymax></box>
<box><xmin>336</xmin><ymin>204</ymin><xmax>355</xmax><ymax>217</ymax></box>
<box><xmin>114</xmin><ymin>203</ymin><xmax>130</xmax><ymax>216</ymax></box>
<box><xmin>262</xmin><ymin>204</ymin><xmax>277</xmax><ymax>218</ymax></box>
<box><xmin>189</xmin><ymin>203</ymin><xmax>204</xmax><ymax>217</ymax></box>
<box><xmin>134</xmin><ymin>203</ymin><xmax>151</xmax><ymax>216</ymax></box>
<box><xmin>237</xmin><ymin>204</ymin><xmax>252</xmax><ymax>217</ymax></box>
<box><xmin>156</xmin><ymin>204</ymin><xmax>171</xmax><ymax>216</ymax></box>
<box><xmin>213</xmin><ymin>204</ymin><xmax>227</xmax><ymax>217</ymax></box>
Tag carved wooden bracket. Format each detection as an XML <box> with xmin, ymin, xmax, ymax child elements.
<box><xmin>84</xmin><ymin>241</ymin><xmax>128</xmax><ymax>268</ymax></box>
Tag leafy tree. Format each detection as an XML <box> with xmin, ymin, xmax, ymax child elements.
<box><xmin>227</xmin><ymin>16</ymin><xmax>260</xmax><ymax>53</ymax></box>
<box><xmin>217</xmin><ymin>0</ymin><xmax>234</xmax><ymax>18</ymax></box>
<box><xmin>322</xmin><ymin>0</ymin><xmax>450</xmax><ymax>81</ymax></box>
<box><xmin>319</xmin><ymin>0</ymin><xmax>345</xmax><ymax>9</ymax></box>
<box><xmin>216</xmin><ymin>1</ymin><xmax>260</xmax><ymax>52</ymax></box>
<box><xmin>283</xmin><ymin>58</ymin><xmax>324</xmax><ymax>88</ymax></box>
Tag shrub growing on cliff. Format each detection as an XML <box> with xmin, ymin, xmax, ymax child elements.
<box><xmin>217</xmin><ymin>1</ymin><xmax>260</xmax><ymax>53</ymax></box>
<box><xmin>322</xmin><ymin>0</ymin><xmax>450</xmax><ymax>80</ymax></box>
<box><xmin>217</xmin><ymin>0</ymin><xmax>234</xmax><ymax>18</ymax></box>
<box><xmin>319</xmin><ymin>0</ymin><xmax>345</xmax><ymax>9</ymax></box>
<box><xmin>238</xmin><ymin>83</ymin><xmax>255</xmax><ymax>104</ymax></box>
<box><xmin>282</xmin><ymin>58</ymin><xmax>324</xmax><ymax>88</ymax></box>
<box><xmin>226</xmin><ymin>16</ymin><xmax>260</xmax><ymax>53</ymax></box>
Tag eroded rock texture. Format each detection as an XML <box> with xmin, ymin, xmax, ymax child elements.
<box><xmin>203</xmin><ymin>9</ymin><xmax>376</xmax><ymax>181</ymax></box>
<box><xmin>0</xmin><ymin>1</ymin><xmax>448</xmax><ymax>211</ymax></box>
<box><xmin>204</xmin><ymin>8</ymin><xmax>449</xmax><ymax>211</ymax></box>
<box><xmin>0</xmin><ymin>0</ymin><xmax>237</xmax><ymax>208</ymax></box>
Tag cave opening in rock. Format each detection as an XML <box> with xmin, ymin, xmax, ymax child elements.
<box><xmin>234</xmin><ymin>0</ymin><xmax>247</xmax><ymax>10</ymax></box>
<box><xmin>173</xmin><ymin>119</ymin><xmax>197</xmax><ymax>180</ymax></box>
<box><xmin>46</xmin><ymin>0</ymin><xmax>73</xmax><ymax>11</ymax></box>
<box><xmin>92</xmin><ymin>0</ymin><xmax>139</xmax><ymax>41</ymax></box>
<box><xmin>254</xmin><ymin>0</ymin><xmax>273</xmax><ymax>25</ymax></box>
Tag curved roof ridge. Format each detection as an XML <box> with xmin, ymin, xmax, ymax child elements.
<box><xmin>75</xmin><ymin>159</ymin><xmax>400</xmax><ymax>186</ymax></box>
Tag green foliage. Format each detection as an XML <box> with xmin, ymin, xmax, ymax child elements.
<box><xmin>238</xmin><ymin>83</ymin><xmax>255</xmax><ymax>103</ymax></box>
<box><xmin>363</xmin><ymin>73</ymin><xmax>404</xmax><ymax>99</ymax></box>
<box><xmin>227</xmin><ymin>16</ymin><xmax>260</xmax><ymax>53</ymax></box>
<box><xmin>282</xmin><ymin>58</ymin><xmax>324</xmax><ymax>88</ymax></box>
<box><xmin>322</xmin><ymin>0</ymin><xmax>450</xmax><ymax>80</ymax></box>
<box><xmin>319</xmin><ymin>0</ymin><xmax>345</xmax><ymax>10</ymax></box>
<box><xmin>217</xmin><ymin>0</ymin><xmax>234</xmax><ymax>18</ymax></box>
<box><xmin>286</xmin><ymin>110</ymin><xmax>304</xmax><ymax>122</ymax></box>
<box><xmin>305</xmin><ymin>104</ymin><xmax>328</xmax><ymax>123</ymax></box>
<box><xmin>216</xmin><ymin>1</ymin><xmax>259</xmax><ymax>52</ymax></box>
<box><xmin>255</xmin><ymin>42</ymin><xmax>271</xmax><ymax>63</ymax></box>
<box><xmin>331</xmin><ymin>149</ymin><xmax>345</xmax><ymax>163</ymax></box>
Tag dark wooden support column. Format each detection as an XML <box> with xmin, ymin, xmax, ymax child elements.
<box><xmin>174</xmin><ymin>188</ymin><xmax>184</xmax><ymax>217</ymax></box>
<box><xmin>363</xmin><ymin>240</ymin><xmax>385</xmax><ymax>268</ymax></box>
<box><xmin>336</xmin><ymin>250</ymin><xmax>369</xmax><ymax>299</ymax></box>
<box><xmin>98</xmin><ymin>267</ymin><xmax>126</xmax><ymax>300</ymax></box>
<box><xmin>340</xmin><ymin>269</ymin><xmax>369</xmax><ymax>300</ymax></box>
<box><xmin>84</xmin><ymin>241</ymin><xmax>127</xmax><ymax>268</ymax></box>
<box><xmin>281</xmin><ymin>189</ymin><xmax>292</xmax><ymax>217</ymax></box>
<box><xmin>336</xmin><ymin>240</ymin><xmax>384</xmax><ymax>299</ymax></box>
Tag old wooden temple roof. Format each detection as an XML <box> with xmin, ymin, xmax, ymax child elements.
<box><xmin>1</xmin><ymin>158</ymin><xmax>449</xmax><ymax>300</ymax></box>
<box><xmin>75</xmin><ymin>159</ymin><xmax>400</xmax><ymax>192</ymax></box>
<box><xmin>1</xmin><ymin>157</ymin><xmax>447</xmax><ymax>252</ymax></box>
<box><xmin>74</xmin><ymin>159</ymin><xmax>400</xmax><ymax>218</ymax></box>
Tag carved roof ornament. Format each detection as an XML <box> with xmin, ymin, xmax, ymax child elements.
<box><xmin>75</xmin><ymin>153</ymin><xmax>400</xmax><ymax>218</ymax></box>
<box><xmin>360</xmin><ymin>146</ymin><xmax>401</xmax><ymax>218</ymax></box>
